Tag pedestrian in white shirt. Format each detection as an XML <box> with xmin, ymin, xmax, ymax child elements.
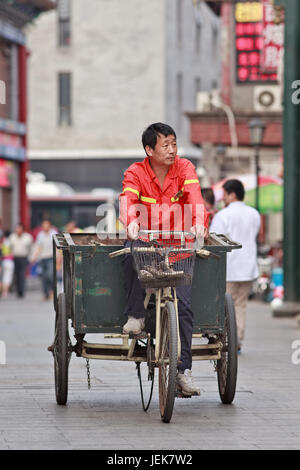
<box><xmin>210</xmin><ymin>179</ymin><xmax>261</xmax><ymax>352</ymax></box>
<box><xmin>31</xmin><ymin>220</ymin><xmax>57</xmax><ymax>300</ymax></box>
<box><xmin>9</xmin><ymin>224</ymin><xmax>33</xmax><ymax>298</ymax></box>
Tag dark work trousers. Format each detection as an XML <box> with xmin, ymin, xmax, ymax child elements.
<box><xmin>13</xmin><ymin>257</ymin><xmax>28</xmax><ymax>297</ymax></box>
<box><xmin>122</xmin><ymin>241</ymin><xmax>194</xmax><ymax>371</ymax></box>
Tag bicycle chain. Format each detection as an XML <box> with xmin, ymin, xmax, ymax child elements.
<box><xmin>86</xmin><ymin>359</ymin><xmax>91</xmax><ymax>389</ymax></box>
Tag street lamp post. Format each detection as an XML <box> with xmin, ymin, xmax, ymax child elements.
<box><xmin>248</xmin><ymin>118</ymin><xmax>266</xmax><ymax>213</ymax></box>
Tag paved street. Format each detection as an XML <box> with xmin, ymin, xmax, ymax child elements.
<box><xmin>0</xmin><ymin>288</ymin><xmax>300</xmax><ymax>450</ymax></box>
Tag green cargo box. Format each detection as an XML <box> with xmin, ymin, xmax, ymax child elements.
<box><xmin>53</xmin><ymin>232</ymin><xmax>241</xmax><ymax>336</ymax></box>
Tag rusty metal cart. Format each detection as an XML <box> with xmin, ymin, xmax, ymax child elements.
<box><xmin>50</xmin><ymin>230</ymin><xmax>241</xmax><ymax>423</ymax></box>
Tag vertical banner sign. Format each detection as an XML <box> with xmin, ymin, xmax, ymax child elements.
<box><xmin>261</xmin><ymin>0</ymin><xmax>284</xmax><ymax>73</ymax></box>
<box><xmin>235</xmin><ymin>1</ymin><xmax>284</xmax><ymax>83</ymax></box>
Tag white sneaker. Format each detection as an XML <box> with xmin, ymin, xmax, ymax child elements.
<box><xmin>176</xmin><ymin>369</ymin><xmax>200</xmax><ymax>396</ymax></box>
<box><xmin>123</xmin><ymin>316</ymin><xmax>145</xmax><ymax>335</ymax></box>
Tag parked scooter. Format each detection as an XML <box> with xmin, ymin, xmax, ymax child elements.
<box><xmin>253</xmin><ymin>244</ymin><xmax>274</xmax><ymax>302</ymax></box>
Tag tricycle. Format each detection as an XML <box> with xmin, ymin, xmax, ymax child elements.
<box><xmin>50</xmin><ymin>230</ymin><xmax>241</xmax><ymax>423</ymax></box>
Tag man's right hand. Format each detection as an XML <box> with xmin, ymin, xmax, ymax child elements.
<box><xmin>127</xmin><ymin>221</ymin><xmax>139</xmax><ymax>240</ymax></box>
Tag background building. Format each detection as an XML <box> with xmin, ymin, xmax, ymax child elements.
<box><xmin>26</xmin><ymin>0</ymin><xmax>221</xmax><ymax>193</ymax></box>
<box><xmin>0</xmin><ymin>0</ymin><xmax>55</xmax><ymax>231</ymax></box>
<box><xmin>187</xmin><ymin>0</ymin><xmax>283</xmax><ymax>244</ymax></box>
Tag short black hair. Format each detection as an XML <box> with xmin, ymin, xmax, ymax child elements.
<box><xmin>142</xmin><ymin>122</ymin><xmax>176</xmax><ymax>154</ymax></box>
<box><xmin>223</xmin><ymin>179</ymin><xmax>245</xmax><ymax>201</ymax></box>
<box><xmin>201</xmin><ymin>188</ymin><xmax>215</xmax><ymax>206</ymax></box>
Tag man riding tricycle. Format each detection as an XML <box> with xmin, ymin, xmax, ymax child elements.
<box><xmin>50</xmin><ymin>122</ymin><xmax>241</xmax><ymax>423</ymax></box>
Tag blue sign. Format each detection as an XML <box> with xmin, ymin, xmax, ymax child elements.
<box><xmin>0</xmin><ymin>146</ymin><xmax>26</xmax><ymax>162</ymax></box>
<box><xmin>0</xmin><ymin>119</ymin><xmax>26</xmax><ymax>136</ymax></box>
<box><xmin>0</xmin><ymin>20</ymin><xmax>25</xmax><ymax>45</ymax></box>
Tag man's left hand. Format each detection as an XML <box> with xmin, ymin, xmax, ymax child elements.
<box><xmin>191</xmin><ymin>224</ymin><xmax>209</xmax><ymax>241</ymax></box>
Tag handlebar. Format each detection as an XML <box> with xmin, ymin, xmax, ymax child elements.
<box><xmin>108</xmin><ymin>246</ymin><xmax>216</xmax><ymax>260</ymax></box>
<box><xmin>138</xmin><ymin>230</ymin><xmax>195</xmax><ymax>240</ymax></box>
<box><xmin>108</xmin><ymin>230</ymin><xmax>216</xmax><ymax>259</ymax></box>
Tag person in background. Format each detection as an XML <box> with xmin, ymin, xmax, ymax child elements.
<box><xmin>201</xmin><ymin>187</ymin><xmax>216</xmax><ymax>227</ymax></box>
<box><xmin>1</xmin><ymin>231</ymin><xmax>14</xmax><ymax>298</ymax></box>
<box><xmin>65</xmin><ymin>220</ymin><xmax>82</xmax><ymax>233</ymax></box>
<box><xmin>210</xmin><ymin>179</ymin><xmax>260</xmax><ymax>353</ymax></box>
<box><xmin>0</xmin><ymin>235</ymin><xmax>3</xmax><ymax>290</ymax></box>
<box><xmin>31</xmin><ymin>219</ymin><xmax>57</xmax><ymax>300</ymax></box>
<box><xmin>9</xmin><ymin>224</ymin><xmax>33</xmax><ymax>298</ymax></box>
<box><xmin>55</xmin><ymin>219</ymin><xmax>82</xmax><ymax>294</ymax></box>
<box><xmin>0</xmin><ymin>219</ymin><xmax>3</xmax><ymax>282</ymax></box>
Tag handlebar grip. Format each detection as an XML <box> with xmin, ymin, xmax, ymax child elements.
<box><xmin>108</xmin><ymin>247</ymin><xmax>131</xmax><ymax>258</ymax></box>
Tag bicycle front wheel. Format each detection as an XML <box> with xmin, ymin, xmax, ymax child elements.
<box><xmin>158</xmin><ymin>301</ymin><xmax>178</xmax><ymax>423</ymax></box>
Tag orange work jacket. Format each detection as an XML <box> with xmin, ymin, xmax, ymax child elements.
<box><xmin>119</xmin><ymin>155</ymin><xmax>209</xmax><ymax>232</ymax></box>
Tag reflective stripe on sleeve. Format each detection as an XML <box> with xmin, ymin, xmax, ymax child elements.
<box><xmin>123</xmin><ymin>187</ymin><xmax>140</xmax><ymax>197</ymax></box>
<box><xmin>140</xmin><ymin>195</ymin><xmax>157</xmax><ymax>203</ymax></box>
<box><xmin>183</xmin><ymin>179</ymin><xmax>199</xmax><ymax>185</ymax></box>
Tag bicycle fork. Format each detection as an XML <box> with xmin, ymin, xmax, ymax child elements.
<box><xmin>144</xmin><ymin>287</ymin><xmax>181</xmax><ymax>366</ymax></box>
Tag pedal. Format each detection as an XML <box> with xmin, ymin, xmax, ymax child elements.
<box><xmin>128</xmin><ymin>331</ymin><xmax>147</xmax><ymax>340</ymax></box>
<box><xmin>176</xmin><ymin>391</ymin><xmax>192</xmax><ymax>399</ymax></box>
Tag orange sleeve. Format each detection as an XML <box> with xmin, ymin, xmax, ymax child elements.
<box><xmin>181</xmin><ymin>160</ymin><xmax>209</xmax><ymax>228</ymax></box>
<box><xmin>119</xmin><ymin>168</ymin><xmax>141</xmax><ymax>227</ymax></box>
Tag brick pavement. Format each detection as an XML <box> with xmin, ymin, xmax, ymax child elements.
<box><xmin>0</xmin><ymin>290</ymin><xmax>299</xmax><ymax>450</ymax></box>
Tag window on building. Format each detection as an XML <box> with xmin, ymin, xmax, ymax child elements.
<box><xmin>0</xmin><ymin>39</ymin><xmax>11</xmax><ymax>120</ymax></box>
<box><xmin>194</xmin><ymin>77</ymin><xmax>201</xmax><ymax>110</ymax></box>
<box><xmin>58</xmin><ymin>72</ymin><xmax>72</xmax><ymax>126</ymax></box>
<box><xmin>176</xmin><ymin>0</ymin><xmax>182</xmax><ymax>47</ymax></box>
<box><xmin>58</xmin><ymin>0</ymin><xmax>71</xmax><ymax>46</ymax></box>
<box><xmin>195</xmin><ymin>22</ymin><xmax>201</xmax><ymax>54</ymax></box>
<box><xmin>177</xmin><ymin>73</ymin><xmax>183</xmax><ymax>131</ymax></box>
<box><xmin>212</xmin><ymin>24</ymin><xmax>218</xmax><ymax>55</ymax></box>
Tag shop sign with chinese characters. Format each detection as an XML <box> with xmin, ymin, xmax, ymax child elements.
<box><xmin>235</xmin><ymin>1</ymin><xmax>284</xmax><ymax>83</ymax></box>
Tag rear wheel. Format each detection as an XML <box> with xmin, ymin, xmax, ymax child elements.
<box><xmin>217</xmin><ymin>293</ymin><xmax>238</xmax><ymax>404</ymax></box>
<box><xmin>53</xmin><ymin>293</ymin><xmax>72</xmax><ymax>405</ymax></box>
<box><xmin>158</xmin><ymin>301</ymin><xmax>178</xmax><ymax>423</ymax></box>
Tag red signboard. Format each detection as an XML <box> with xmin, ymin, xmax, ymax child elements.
<box><xmin>235</xmin><ymin>1</ymin><xmax>284</xmax><ymax>83</ymax></box>
<box><xmin>0</xmin><ymin>159</ymin><xmax>13</xmax><ymax>187</ymax></box>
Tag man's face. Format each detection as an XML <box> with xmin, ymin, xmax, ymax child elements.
<box><xmin>66</xmin><ymin>222</ymin><xmax>75</xmax><ymax>232</ymax></box>
<box><xmin>223</xmin><ymin>190</ymin><xmax>236</xmax><ymax>207</ymax></box>
<box><xmin>146</xmin><ymin>133</ymin><xmax>177</xmax><ymax>167</ymax></box>
<box><xmin>42</xmin><ymin>221</ymin><xmax>51</xmax><ymax>232</ymax></box>
<box><xmin>203</xmin><ymin>200</ymin><xmax>213</xmax><ymax>212</ymax></box>
<box><xmin>15</xmin><ymin>225</ymin><xmax>23</xmax><ymax>236</ymax></box>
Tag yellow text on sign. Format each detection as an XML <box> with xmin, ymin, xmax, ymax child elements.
<box><xmin>235</xmin><ymin>2</ymin><xmax>263</xmax><ymax>23</ymax></box>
